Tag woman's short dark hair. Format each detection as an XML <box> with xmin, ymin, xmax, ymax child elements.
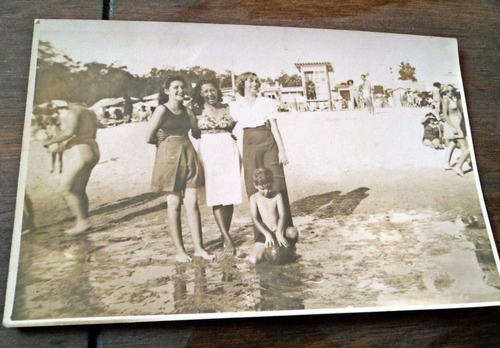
<box><xmin>236</xmin><ymin>72</ymin><xmax>260</xmax><ymax>96</ymax></box>
<box><xmin>445</xmin><ymin>84</ymin><xmax>461</xmax><ymax>99</ymax></box>
<box><xmin>347</xmin><ymin>79</ymin><xmax>354</xmax><ymax>85</ymax></box>
<box><xmin>433</xmin><ymin>82</ymin><xmax>441</xmax><ymax>88</ymax></box>
<box><xmin>158</xmin><ymin>75</ymin><xmax>187</xmax><ymax>105</ymax></box>
<box><xmin>192</xmin><ymin>78</ymin><xmax>223</xmax><ymax>107</ymax></box>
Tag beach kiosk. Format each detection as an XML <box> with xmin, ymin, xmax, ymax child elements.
<box><xmin>295</xmin><ymin>62</ymin><xmax>334</xmax><ymax>111</ymax></box>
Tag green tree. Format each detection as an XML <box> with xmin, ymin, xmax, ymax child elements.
<box><xmin>398</xmin><ymin>61</ymin><xmax>417</xmax><ymax>82</ymax></box>
<box><xmin>277</xmin><ymin>73</ymin><xmax>302</xmax><ymax>87</ymax></box>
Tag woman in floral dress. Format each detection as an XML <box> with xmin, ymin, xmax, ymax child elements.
<box><xmin>192</xmin><ymin>78</ymin><xmax>242</xmax><ymax>253</ymax></box>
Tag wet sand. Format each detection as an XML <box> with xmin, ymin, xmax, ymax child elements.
<box><xmin>11</xmin><ymin>107</ymin><xmax>500</xmax><ymax>320</ymax></box>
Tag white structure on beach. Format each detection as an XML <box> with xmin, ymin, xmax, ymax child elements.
<box><xmin>295</xmin><ymin>62</ymin><xmax>334</xmax><ymax>111</ymax></box>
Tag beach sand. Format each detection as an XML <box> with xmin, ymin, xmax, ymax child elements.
<box><xmin>11</xmin><ymin>107</ymin><xmax>500</xmax><ymax>320</ymax></box>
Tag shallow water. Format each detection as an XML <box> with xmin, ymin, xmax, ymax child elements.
<box><xmin>13</xmin><ymin>209</ymin><xmax>500</xmax><ymax>320</ymax></box>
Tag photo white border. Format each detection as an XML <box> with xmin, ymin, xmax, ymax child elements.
<box><xmin>4</xmin><ymin>19</ymin><xmax>500</xmax><ymax>328</ymax></box>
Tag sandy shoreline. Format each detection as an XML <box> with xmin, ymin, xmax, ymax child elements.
<box><xmin>10</xmin><ymin>108</ymin><xmax>500</xmax><ymax>321</ymax></box>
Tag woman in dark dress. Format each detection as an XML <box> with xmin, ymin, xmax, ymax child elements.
<box><xmin>229</xmin><ymin>72</ymin><xmax>294</xmax><ymax>246</ymax></box>
<box><xmin>146</xmin><ymin>75</ymin><xmax>213</xmax><ymax>262</ymax></box>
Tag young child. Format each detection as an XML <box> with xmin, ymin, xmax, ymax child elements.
<box><xmin>248</xmin><ymin>168</ymin><xmax>298</xmax><ymax>265</ymax></box>
<box><xmin>421</xmin><ymin>112</ymin><xmax>444</xmax><ymax>150</ymax></box>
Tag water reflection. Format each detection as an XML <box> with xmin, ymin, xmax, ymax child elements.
<box><xmin>13</xmin><ymin>227</ymin><xmax>103</xmax><ymax>320</ymax></box>
<box><xmin>171</xmin><ymin>255</ymin><xmax>308</xmax><ymax>314</ymax></box>
<box><xmin>254</xmin><ymin>262</ymin><xmax>306</xmax><ymax>311</ymax></box>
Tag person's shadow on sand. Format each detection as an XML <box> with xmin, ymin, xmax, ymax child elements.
<box><xmin>38</xmin><ymin>192</ymin><xmax>165</xmax><ymax>230</ymax></box>
<box><xmin>291</xmin><ymin>187</ymin><xmax>370</xmax><ymax>218</ymax></box>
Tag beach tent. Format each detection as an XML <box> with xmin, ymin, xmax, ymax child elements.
<box><xmin>91</xmin><ymin>97</ymin><xmax>126</xmax><ymax>109</ymax></box>
<box><xmin>143</xmin><ymin>93</ymin><xmax>159</xmax><ymax>101</ymax></box>
<box><xmin>51</xmin><ymin>100</ymin><xmax>68</xmax><ymax>108</ymax></box>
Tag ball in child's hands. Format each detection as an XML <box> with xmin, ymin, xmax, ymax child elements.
<box><xmin>264</xmin><ymin>244</ymin><xmax>295</xmax><ymax>265</ymax></box>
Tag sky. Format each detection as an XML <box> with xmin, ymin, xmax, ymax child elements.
<box><xmin>37</xmin><ymin>20</ymin><xmax>462</xmax><ymax>89</ymax></box>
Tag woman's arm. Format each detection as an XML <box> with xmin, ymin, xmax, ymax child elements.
<box><xmin>269</xmin><ymin>118</ymin><xmax>289</xmax><ymax>165</ymax></box>
<box><xmin>186</xmin><ymin>107</ymin><xmax>201</xmax><ymax>139</ymax></box>
<box><xmin>275</xmin><ymin>193</ymin><xmax>289</xmax><ymax>248</ymax></box>
<box><xmin>250</xmin><ymin>195</ymin><xmax>275</xmax><ymax>247</ymax></box>
<box><xmin>145</xmin><ymin>105</ymin><xmax>166</xmax><ymax>145</ymax></box>
<box><xmin>440</xmin><ymin>98</ymin><xmax>453</xmax><ymax>128</ymax></box>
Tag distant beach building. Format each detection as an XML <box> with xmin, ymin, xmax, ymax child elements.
<box><xmin>221</xmin><ymin>87</ymin><xmax>236</xmax><ymax>104</ymax></box>
<box><xmin>295</xmin><ymin>62</ymin><xmax>334</xmax><ymax>111</ymax></box>
<box><xmin>281</xmin><ymin>86</ymin><xmax>306</xmax><ymax>111</ymax></box>
<box><xmin>260</xmin><ymin>82</ymin><xmax>281</xmax><ymax>100</ymax></box>
<box><xmin>333</xmin><ymin>82</ymin><xmax>350</xmax><ymax>102</ymax></box>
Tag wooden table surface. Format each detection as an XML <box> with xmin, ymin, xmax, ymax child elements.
<box><xmin>1</xmin><ymin>1</ymin><xmax>499</xmax><ymax>346</ymax></box>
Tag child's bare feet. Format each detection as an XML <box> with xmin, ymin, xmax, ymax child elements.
<box><xmin>247</xmin><ymin>243</ymin><xmax>266</xmax><ymax>264</ymax></box>
<box><xmin>175</xmin><ymin>253</ymin><xmax>192</xmax><ymax>263</ymax></box>
<box><xmin>247</xmin><ymin>255</ymin><xmax>258</xmax><ymax>264</ymax></box>
<box><xmin>194</xmin><ymin>249</ymin><xmax>215</xmax><ymax>260</ymax></box>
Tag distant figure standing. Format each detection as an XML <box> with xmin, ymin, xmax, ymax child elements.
<box><xmin>432</xmin><ymin>82</ymin><xmax>442</xmax><ymax>115</ymax></box>
<box><xmin>43</xmin><ymin>105</ymin><xmax>100</xmax><ymax>234</ymax></box>
<box><xmin>441</xmin><ymin>85</ymin><xmax>470</xmax><ymax>177</ymax></box>
<box><xmin>123</xmin><ymin>96</ymin><xmax>133</xmax><ymax>123</ymax></box>
<box><xmin>361</xmin><ymin>74</ymin><xmax>375</xmax><ymax>115</ymax></box>
<box><xmin>347</xmin><ymin>79</ymin><xmax>358</xmax><ymax>110</ymax></box>
<box><xmin>45</xmin><ymin>111</ymin><xmax>64</xmax><ymax>174</ymax></box>
<box><xmin>138</xmin><ymin>105</ymin><xmax>151</xmax><ymax>122</ymax></box>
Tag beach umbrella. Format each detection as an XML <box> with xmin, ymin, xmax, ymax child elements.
<box><xmin>143</xmin><ymin>93</ymin><xmax>159</xmax><ymax>101</ymax></box>
<box><xmin>51</xmin><ymin>100</ymin><xmax>68</xmax><ymax>108</ymax></box>
<box><xmin>91</xmin><ymin>97</ymin><xmax>125</xmax><ymax>109</ymax></box>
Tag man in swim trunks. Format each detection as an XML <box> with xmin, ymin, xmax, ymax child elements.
<box><xmin>43</xmin><ymin>104</ymin><xmax>100</xmax><ymax>235</ymax></box>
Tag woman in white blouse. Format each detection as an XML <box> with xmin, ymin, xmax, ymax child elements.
<box><xmin>230</xmin><ymin>72</ymin><xmax>294</xmax><ymax>242</ymax></box>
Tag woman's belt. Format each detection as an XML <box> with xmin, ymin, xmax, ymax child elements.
<box><xmin>200</xmin><ymin>129</ymin><xmax>231</xmax><ymax>135</ymax></box>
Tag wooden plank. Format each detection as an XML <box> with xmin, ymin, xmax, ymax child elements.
<box><xmin>97</xmin><ymin>308</ymin><xmax>500</xmax><ymax>347</ymax></box>
<box><xmin>0</xmin><ymin>1</ymin><xmax>102</xmax><ymax>346</ymax></box>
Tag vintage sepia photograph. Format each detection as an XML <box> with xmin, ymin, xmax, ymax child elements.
<box><xmin>4</xmin><ymin>19</ymin><xmax>500</xmax><ymax>327</ymax></box>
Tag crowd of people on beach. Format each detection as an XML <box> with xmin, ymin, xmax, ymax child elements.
<box><xmin>37</xmin><ymin>72</ymin><xmax>298</xmax><ymax>265</ymax></box>
<box><xmin>421</xmin><ymin>82</ymin><xmax>472</xmax><ymax>177</ymax></box>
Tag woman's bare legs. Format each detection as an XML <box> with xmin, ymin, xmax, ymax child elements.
<box><xmin>454</xmin><ymin>138</ymin><xmax>471</xmax><ymax>177</ymax></box>
<box><xmin>213</xmin><ymin>204</ymin><xmax>235</xmax><ymax>254</ymax></box>
<box><xmin>184</xmin><ymin>188</ymin><xmax>214</xmax><ymax>260</ymax></box>
<box><xmin>166</xmin><ymin>193</ymin><xmax>191</xmax><ymax>263</ymax></box>
<box><xmin>445</xmin><ymin>141</ymin><xmax>457</xmax><ymax>170</ymax></box>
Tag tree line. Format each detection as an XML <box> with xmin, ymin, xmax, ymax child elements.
<box><xmin>35</xmin><ymin>41</ymin><xmax>418</xmax><ymax>106</ymax></box>
<box><xmin>34</xmin><ymin>41</ymin><xmax>303</xmax><ymax>106</ymax></box>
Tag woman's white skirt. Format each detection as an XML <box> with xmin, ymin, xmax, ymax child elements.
<box><xmin>198</xmin><ymin>133</ymin><xmax>242</xmax><ymax>206</ymax></box>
